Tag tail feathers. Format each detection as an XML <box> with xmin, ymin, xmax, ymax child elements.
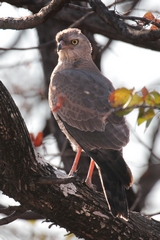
<box><xmin>98</xmin><ymin>168</ymin><xmax>129</xmax><ymax>220</ymax></box>
<box><xmin>97</xmin><ymin>149</ymin><xmax>133</xmax><ymax>189</ymax></box>
<box><xmin>84</xmin><ymin>148</ymin><xmax>133</xmax><ymax>220</ymax></box>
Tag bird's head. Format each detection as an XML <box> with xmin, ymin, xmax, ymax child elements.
<box><xmin>56</xmin><ymin>28</ymin><xmax>93</xmax><ymax>63</ymax></box>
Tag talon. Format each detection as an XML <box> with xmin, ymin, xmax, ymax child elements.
<box><xmin>85</xmin><ymin>181</ymin><xmax>97</xmax><ymax>191</ymax></box>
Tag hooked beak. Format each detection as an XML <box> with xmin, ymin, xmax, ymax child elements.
<box><xmin>57</xmin><ymin>40</ymin><xmax>66</xmax><ymax>52</ymax></box>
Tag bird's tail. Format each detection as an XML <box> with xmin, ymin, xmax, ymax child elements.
<box><xmin>85</xmin><ymin>148</ymin><xmax>133</xmax><ymax>220</ymax></box>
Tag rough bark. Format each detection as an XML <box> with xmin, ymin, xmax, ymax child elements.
<box><xmin>0</xmin><ymin>81</ymin><xmax>160</xmax><ymax>239</ymax></box>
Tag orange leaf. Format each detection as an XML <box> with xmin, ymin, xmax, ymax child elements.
<box><xmin>143</xmin><ymin>12</ymin><xmax>155</xmax><ymax>21</ymax></box>
<box><xmin>34</xmin><ymin>132</ymin><xmax>43</xmax><ymax>147</ymax></box>
<box><xmin>150</xmin><ymin>25</ymin><xmax>159</xmax><ymax>30</ymax></box>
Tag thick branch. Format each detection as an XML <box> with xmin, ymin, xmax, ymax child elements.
<box><xmin>0</xmin><ymin>82</ymin><xmax>160</xmax><ymax>239</ymax></box>
<box><xmin>0</xmin><ymin>0</ymin><xmax>65</xmax><ymax>29</ymax></box>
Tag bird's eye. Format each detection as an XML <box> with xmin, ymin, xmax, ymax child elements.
<box><xmin>71</xmin><ymin>39</ymin><xmax>79</xmax><ymax>45</ymax></box>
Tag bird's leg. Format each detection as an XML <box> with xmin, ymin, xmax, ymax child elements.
<box><xmin>85</xmin><ymin>158</ymin><xmax>95</xmax><ymax>189</ymax></box>
<box><xmin>52</xmin><ymin>96</ymin><xmax>64</xmax><ymax>112</ymax></box>
<box><xmin>68</xmin><ymin>147</ymin><xmax>82</xmax><ymax>176</ymax></box>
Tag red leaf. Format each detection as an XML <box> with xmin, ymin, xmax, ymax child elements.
<box><xmin>150</xmin><ymin>25</ymin><xmax>159</xmax><ymax>30</ymax></box>
<box><xmin>141</xmin><ymin>87</ymin><xmax>149</xmax><ymax>101</ymax></box>
<box><xmin>34</xmin><ymin>132</ymin><xmax>43</xmax><ymax>147</ymax></box>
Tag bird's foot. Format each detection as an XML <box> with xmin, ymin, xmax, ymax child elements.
<box><xmin>84</xmin><ymin>178</ymin><xmax>97</xmax><ymax>191</ymax></box>
<box><xmin>68</xmin><ymin>170</ymin><xmax>78</xmax><ymax>178</ymax></box>
<box><xmin>68</xmin><ymin>171</ymin><xmax>81</xmax><ymax>183</ymax></box>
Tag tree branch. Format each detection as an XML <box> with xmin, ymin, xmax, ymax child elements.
<box><xmin>1</xmin><ymin>0</ymin><xmax>160</xmax><ymax>51</ymax></box>
<box><xmin>0</xmin><ymin>206</ymin><xmax>26</xmax><ymax>225</ymax></box>
<box><xmin>0</xmin><ymin>80</ymin><xmax>160</xmax><ymax>239</ymax></box>
<box><xmin>89</xmin><ymin>0</ymin><xmax>160</xmax><ymax>42</ymax></box>
<box><xmin>0</xmin><ymin>0</ymin><xmax>66</xmax><ymax>29</ymax></box>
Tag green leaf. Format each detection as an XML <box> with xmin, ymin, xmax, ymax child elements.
<box><xmin>150</xmin><ymin>91</ymin><xmax>160</xmax><ymax>106</ymax></box>
<box><xmin>109</xmin><ymin>88</ymin><xmax>134</xmax><ymax>108</ymax></box>
<box><xmin>137</xmin><ymin>108</ymin><xmax>155</xmax><ymax>125</ymax></box>
<box><xmin>116</xmin><ymin>108</ymin><xmax>134</xmax><ymax>117</ymax></box>
<box><xmin>115</xmin><ymin>93</ymin><xmax>143</xmax><ymax>116</ymax></box>
<box><xmin>145</xmin><ymin>94</ymin><xmax>155</xmax><ymax>106</ymax></box>
<box><xmin>145</xmin><ymin>118</ymin><xmax>153</xmax><ymax>129</ymax></box>
<box><xmin>128</xmin><ymin>93</ymin><xmax>143</xmax><ymax>107</ymax></box>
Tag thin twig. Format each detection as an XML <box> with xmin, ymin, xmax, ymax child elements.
<box><xmin>69</xmin><ymin>11</ymin><xmax>94</xmax><ymax>28</ymax></box>
<box><xmin>67</xmin><ymin>3</ymin><xmax>92</xmax><ymax>12</ymax></box>
<box><xmin>99</xmin><ymin>39</ymin><xmax>112</xmax><ymax>55</ymax></box>
<box><xmin>107</xmin><ymin>0</ymin><xmax>128</xmax><ymax>8</ymax></box>
<box><xmin>0</xmin><ymin>40</ymin><xmax>55</xmax><ymax>51</ymax></box>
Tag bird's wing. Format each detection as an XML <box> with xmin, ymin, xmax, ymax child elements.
<box><xmin>49</xmin><ymin>68</ymin><xmax>129</xmax><ymax>150</ymax></box>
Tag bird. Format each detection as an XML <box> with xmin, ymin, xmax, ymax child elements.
<box><xmin>48</xmin><ymin>28</ymin><xmax>133</xmax><ymax>220</ymax></box>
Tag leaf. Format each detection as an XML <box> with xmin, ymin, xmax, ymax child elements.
<box><xmin>109</xmin><ymin>87</ymin><xmax>159</xmax><ymax>124</ymax></box>
<box><xmin>150</xmin><ymin>91</ymin><xmax>160</xmax><ymax>106</ymax></box>
<box><xmin>29</xmin><ymin>132</ymin><xmax>43</xmax><ymax>147</ymax></box>
<box><xmin>143</xmin><ymin>12</ymin><xmax>155</xmax><ymax>21</ymax></box>
<box><xmin>114</xmin><ymin>93</ymin><xmax>143</xmax><ymax>116</ymax></box>
<box><xmin>145</xmin><ymin>94</ymin><xmax>155</xmax><ymax>106</ymax></box>
<box><xmin>141</xmin><ymin>86</ymin><xmax>149</xmax><ymax>100</ymax></box>
<box><xmin>141</xmin><ymin>87</ymin><xmax>155</xmax><ymax>105</ymax></box>
<box><xmin>137</xmin><ymin>108</ymin><xmax>155</xmax><ymax>125</ymax></box>
<box><xmin>115</xmin><ymin>108</ymin><xmax>133</xmax><ymax>117</ymax></box>
<box><xmin>128</xmin><ymin>93</ymin><xmax>143</xmax><ymax>107</ymax></box>
<box><xmin>150</xmin><ymin>25</ymin><xmax>159</xmax><ymax>30</ymax></box>
<box><xmin>155</xmin><ymin>18</ymin><xmax>160</xmax><ymax>24</ymax></box>
<box><xmin>34</xmin><ymin>132</ymin><xmax>43</xmax><ymax>147</ymax></box>
<box><xmin>109</xmin><ymin>88</ymin><xmax>134</xmax><ymax>108</ymax></box>
<box><xmin>143</xmin><ymin>12</ymin><xmax>160</xmax><ymax>31</ymax></box>
<box><xmin>145</xmin><ymin>118</ymin><xmax>153</xmax><ymax>129</ymax></box>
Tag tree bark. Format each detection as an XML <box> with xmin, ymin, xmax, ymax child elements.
<box><xmin>0</xmin><ymin>81</ymin><xmax>160</xmax><ymax>240</ymax></box>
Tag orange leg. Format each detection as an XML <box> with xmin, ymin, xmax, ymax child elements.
<box><xmin>85</xmin><ymin>159</ymin><xmax>95</xmax><ymax>189</ymax></box>
<box><xmin>69</xmin><ymin>147</ymin><xmax>82</xmax><ymax>176</ymax></box>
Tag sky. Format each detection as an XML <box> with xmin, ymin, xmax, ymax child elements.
<box><xmin>0</xmin><ymin>1</ymin><xmax>160</xmax><ymax>238</ymax></box>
